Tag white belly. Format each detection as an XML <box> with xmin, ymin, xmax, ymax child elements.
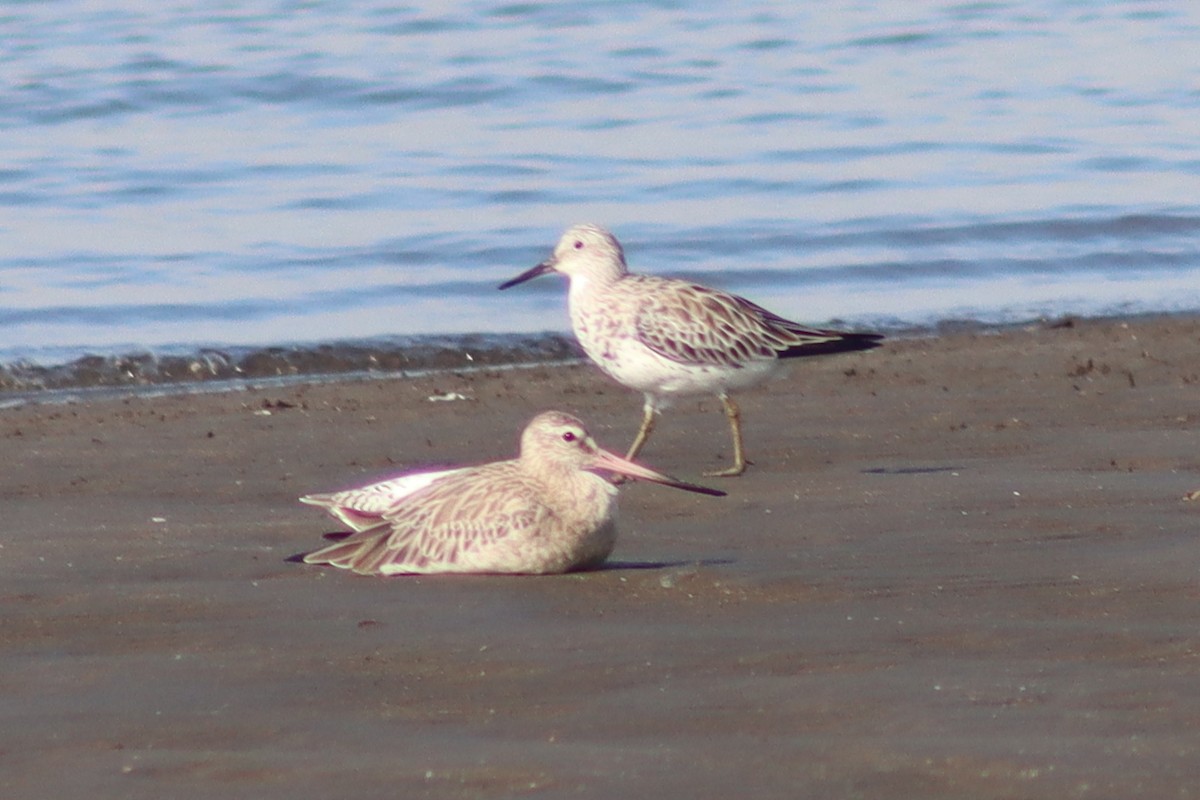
<box><xmin>574</xmin><ymin>312</ymin><xmax>781</xmax><ymax>399</ymax></box>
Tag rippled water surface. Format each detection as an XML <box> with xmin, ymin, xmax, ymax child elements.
<box><xmin>3</xmin><ymin>1</ymin><xmax>1199</xmax><ymax>378</ymax></box>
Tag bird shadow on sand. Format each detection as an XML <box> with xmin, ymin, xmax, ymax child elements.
<box><xmin>283</xmin><ymin>545</ymin><xmax>732</xmax><ymax>572</ymax></box>
<box><xmin>862</xmin><ymin>465</ymin><xmax>962</xmax><ymax>475</ymax></box>
<box><xmin>590</xmin><ymin>558</ymin><xmax>734</xmax><ymax>572</ymax></box>
<box><xmin>284</xmin><ymin>530</ymin><xmax>351</xmax><ymax>563</ymax></box>
<box><xmin>284</xmin><ymin>531</ymin><xmax>346</xmax><ymax>563</ymax></box>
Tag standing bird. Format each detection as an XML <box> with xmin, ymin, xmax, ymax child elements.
<box><xmin>299</xmin><ymin>410</ymin><xmax>723</xmax><ymax>576</ymax></box>
<box><xmin>499</xmin><ymin>224</ymin><xmax>883</xmax><ymax>476</ymax></box>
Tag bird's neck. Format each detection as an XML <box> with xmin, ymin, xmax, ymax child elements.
<box><xmin>527</xmin><ymin>465</ymin><xmax>617</xmax><ymax>514</ymax></box>
<box><xmin>567</xmin><ymin>268</ymin><xmax>622</xmax><ymax>304</ymax></box>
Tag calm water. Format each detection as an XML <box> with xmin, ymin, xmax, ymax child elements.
<box><xmin>3</xmin><ymin>1</ymin><xmax>1199</xmax><ymax>385</ymax></box>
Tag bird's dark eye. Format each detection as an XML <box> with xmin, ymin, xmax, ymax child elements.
<box><xmin>562</xmin><ymin>431</ymin><xmax>576</xmax><ymax>442</ymax></box>
<box><xmin>573</xmin><ymin>240</ymin><xmax>584</xmax><ymax>250</ymax></box>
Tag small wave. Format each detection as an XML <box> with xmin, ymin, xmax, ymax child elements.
<box><xmin>0</xmin><ymin>333</ymin><xmax>579</xmax><ymax>397</ymax></box>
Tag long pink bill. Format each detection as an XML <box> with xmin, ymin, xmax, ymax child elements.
<box><xmin>589</xmin><ymin>448</ymin><xmax>726</xmax><ymax>497</ymax></box>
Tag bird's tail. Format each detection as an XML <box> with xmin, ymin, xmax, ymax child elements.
<box><xmin>778</xmin><ymin>329</ymin><xmax>883</xmax><ymax>359</ymax></box>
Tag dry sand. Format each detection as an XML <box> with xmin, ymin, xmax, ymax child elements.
<box><xmin>2</xmin><ymin>315</ymin><xmax>1199</xmax><ymax>799</ymax></box>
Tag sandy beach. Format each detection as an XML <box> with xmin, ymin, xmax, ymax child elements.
<box><xmin>2</xmin><ymin>314</ymin><xmax>1199</xmax><ymax>799</ymax></box>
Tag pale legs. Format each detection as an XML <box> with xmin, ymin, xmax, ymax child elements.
<box><xmin>625</xmin><ymin>394</ymin><xmax>747</xmax><ymax>478</ymax></box>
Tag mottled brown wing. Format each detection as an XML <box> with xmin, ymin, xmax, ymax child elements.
<box><xmin>630</xmin><ymin>277</ymin><xmax>842</xmax><ymax>367</ymax></box>
<box><xmin>367</xmin><ymin>463</ymin><xmax>546</xmax><ymax>573</ymax></box>
<box><xmin>300</xmin><ymin>468</ymin><xmax>472</xmax><ymax>533</ymax></box>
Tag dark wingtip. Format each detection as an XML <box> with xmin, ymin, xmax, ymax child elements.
<box><xmin>781</xmin><ymin>331</ymin><xmax>884</xmax><ymax>359</ymax></box>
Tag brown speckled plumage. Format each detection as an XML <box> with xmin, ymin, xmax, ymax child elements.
<box><xmin>499</xmin><ymin>225</ymin><xmax>882</xmax><ymax>476</ymax></box>
<box><xmin>300</xmin><ymin>411</ymin><xmax>723</xmax><ymax>575</ymax></box>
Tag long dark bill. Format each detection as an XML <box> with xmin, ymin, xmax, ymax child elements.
<box><xmin>498</xmin><ymin>260</ymin><xmax>555</xmax><ymax>290</ymax></box>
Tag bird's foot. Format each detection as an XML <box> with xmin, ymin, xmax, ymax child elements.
<box><xmin>703</xmin><ymin>460</ymin><xmax>750</xmax><ymax>478</ymax></box>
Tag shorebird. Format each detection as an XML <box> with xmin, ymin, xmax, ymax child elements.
<box><xmin>499</xmin><ymin>224</ymin><xmax>883</xmax><ymax>477</ymax></box>
<box><xmin>299</xmin><ymin>410</ymin><xmax>723</xmax><ymax>575</ymax></box>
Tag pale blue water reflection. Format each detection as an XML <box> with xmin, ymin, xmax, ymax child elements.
<box><xmin>2</xmin><ymin>1</ymin><xmax>1198</xmax><ymax>369</ymax></box>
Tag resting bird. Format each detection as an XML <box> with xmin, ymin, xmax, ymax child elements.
<box><xmin>299</xmin><ymin>410</ymin><xmax>723</xmax><ymax>575</ymax></box>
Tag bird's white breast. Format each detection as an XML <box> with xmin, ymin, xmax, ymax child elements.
<box><xmin>569</xmin><ymin>288</ymin><xmax>780</xmax><ymax>399</ymax></box>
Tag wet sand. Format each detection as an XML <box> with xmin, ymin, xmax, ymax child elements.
<box><xmin>3</xmin><ymin>315</ymin><xmax>1199</xmax><ymax>799</ymax></box>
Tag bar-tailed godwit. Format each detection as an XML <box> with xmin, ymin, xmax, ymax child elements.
<box><xmin>300</xmin><ymin>410</ymin><xmax>723</xmax><ymax>575</ymax></box>
<box><xmin>500</xmin><ymin>224</ymin><xmax>883</xmax><ymax>476</ymax></box>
